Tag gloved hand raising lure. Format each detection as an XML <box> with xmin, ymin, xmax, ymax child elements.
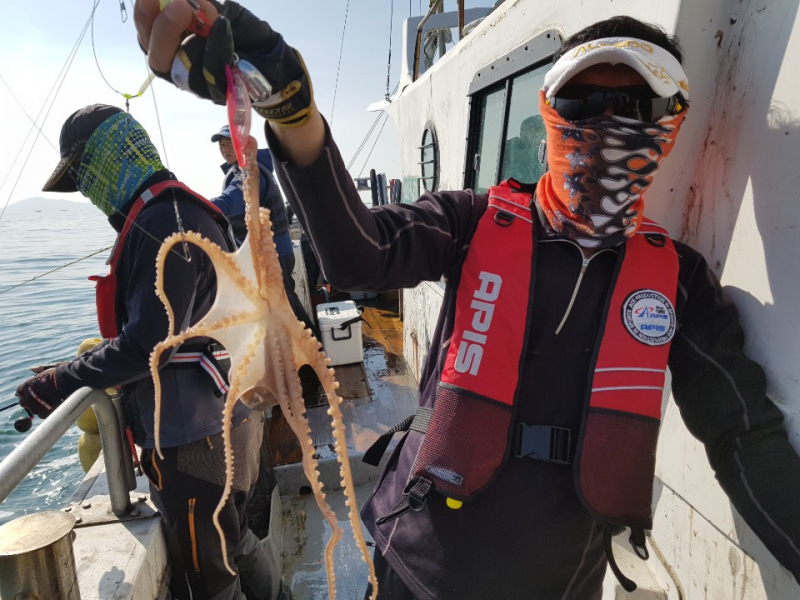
<box><xmin>134</xmin><ymin>0</ymin><xmax>314</xmax><ymax>128</ymax></box>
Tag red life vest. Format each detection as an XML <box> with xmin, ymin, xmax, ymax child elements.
<box><xmin>89</xmin><ymin>180</ymin><xmax>229</xmax><ymax>339</ymax></box>
<box><xmin>412</xmin><ymin>180</ymin><xmax>679</xmax><ymax>532</ymax></box>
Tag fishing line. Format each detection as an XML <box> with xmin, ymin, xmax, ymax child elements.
<box><xmin>144</xmin><ymin>56</ymin><xmax>191</xmax><ymax>262</ymax></box>
<box><xmin>347</xmin><ymin>82</ymin><xmax>399</xmax><ymax>171</ymax></box>
<box><xmin>0</xmin><ymin>14</ymin><xmax>188</xmax><ymax>302</ymax></box>
<box><xmin>347</xmin><ymin>113</ymin><xmax>383</xmax><ymax>171</ymax></box>
<box><xmin>358</xmin><ymin>111</ymin><xmax>391</xmax><ymax>178</ymax></box>
<box><xmin>386</xmin><ymin>0</ymin><xmax>394</xmax><ymax>102</ymax></box>
<box><xmin>0</xmin><ymin>1</ymin><xmax>98</xmax><ymax>223</ymax></box>
<box><xmin>0</xmin><ymin>74</ymin><xmax>58</xmax><ymax>153</ymax></box>
<box><xmin>329</xmin><ymin>0</ymin><xmax>351</xmax><ymax>128</ymax></box>
<box><xmin>0</xmin><ymin>246</ymin><xmax>113</xmax><ymax>296</ymax></box>
<box><xmin>91</xmin><ymin>0</ymin><xmax>152</xmax><ymax>111</ymax></box>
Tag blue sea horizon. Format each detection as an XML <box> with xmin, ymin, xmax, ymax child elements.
<box><xmin>0</xmin><ymin>205</ymin><xmax>115</xmax><ymax>525</ymax></box>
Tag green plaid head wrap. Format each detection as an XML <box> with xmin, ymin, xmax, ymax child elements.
<box><xmin>75</xmin><ymin>112</ymin><xmax>165</xmax><ymax>216</ymax></box>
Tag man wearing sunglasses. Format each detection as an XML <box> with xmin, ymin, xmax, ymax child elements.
<box><xmin>138</xmin><ymin>5</ymin><xmax>800</xmax><ymax>599</ymax></box>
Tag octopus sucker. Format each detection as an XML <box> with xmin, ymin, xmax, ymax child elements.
<box><xmin>149</xmin><ymin>137</ymin><xmax>378</xmax><ymax>597</ymax></box>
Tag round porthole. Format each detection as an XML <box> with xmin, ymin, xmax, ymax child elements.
<box><xmin>419</xmin><ymin>122</ymin><xmax>439</xmax><ymax>192</ymax></box>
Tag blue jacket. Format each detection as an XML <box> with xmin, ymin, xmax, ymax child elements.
<box><xmin>211</xmin><ymin>148</ymin><xmax>291</xmax><ymax>254</ymax></box>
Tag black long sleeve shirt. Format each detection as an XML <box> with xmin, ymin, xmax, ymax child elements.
<box><xmin>268</xmin><ymin>121</ymin><xmax>800</xmax><ymax>599</ymax></box>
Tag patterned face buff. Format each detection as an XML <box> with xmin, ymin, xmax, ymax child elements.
<box><xmin>75</xmin><ymin>113</ymin><xmax>165</xmax><ymax>216</ymax></box>
<box><xmin>535</xmin><ymin>91</ymin><xmax>686</xmax><ymax>249</ymax></box>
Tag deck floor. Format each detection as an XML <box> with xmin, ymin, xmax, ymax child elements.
<box><xmin>274</xmin><ymin>292</ymin><xmax>417</xmax><ymax>599</ymax></box>
<box><xmin>281</xmin><ymin>483</ymin><xmax>376</xmax><ymax>600</ymax></box>
<box><xmin>268</xmin><ymin>293</ymin><xmax>419</xmax><ymax>465</ymax></box>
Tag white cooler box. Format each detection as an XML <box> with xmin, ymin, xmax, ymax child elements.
<box><xmin>316</xmin><ymin>301</ymin><xmax>364</xmax><ymax>366</ymax></box>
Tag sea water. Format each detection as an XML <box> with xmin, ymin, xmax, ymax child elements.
<box><xmin>0</xmin><ymin>204</ymin><xmax>115</xmax><ymax>525</ymax></box>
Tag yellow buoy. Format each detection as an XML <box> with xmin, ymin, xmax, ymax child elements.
<box><xmin>74</xmin><ymin>338</ymin><xmax>104</xmax><ymax>472</ymax></box>
<box><xmin>77</xmin><ymin>433</ymin><xmax>102</xmax><ymax>473</ymax></box>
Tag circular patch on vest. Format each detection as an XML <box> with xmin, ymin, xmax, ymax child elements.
<box><xmin>622</xmin><ymin>289</ymin><xmax>676</xmax><ymax>346</ymax></box>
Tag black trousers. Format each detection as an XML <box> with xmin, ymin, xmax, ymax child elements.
<box><xmin>141</xmin><ymin>421</ymin><xmax>284</xmax><ymax>600</ymax></box>
<box><xmin>364</xmin><ymin>548</ymin><xmax>421</xmax><ymax>600</ymax></box>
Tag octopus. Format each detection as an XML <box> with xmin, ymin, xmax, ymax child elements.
<box><xmin>148</xmin><ymin>136</ymin><xmax>377</xmax><ymax>599</ymax></box>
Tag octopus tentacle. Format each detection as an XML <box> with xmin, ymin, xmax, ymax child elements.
<box><xmin>149</xmin><ymin>333</ymin><xmax>185</xmax><ymax>460</ymax></box>
<box><xmin>150</xmin><ymin>135</ymin><xmax>378</xmax><ymax>598</ymax></box>
<box><xmin>242</xmin><ymin>147</ymin><xmax>265</xmax><ymax>294</ymax></box>
<box><xmin>272</xmin><ymin>331</ymin><xmax>342</xmax><ymax>599</ymax></box>
<box><xmin>322</xmin><ymin>367</ymin><xmax>378</xmax><ymax>598</ymax></box>
<box><xmin>214</xmin><ymin>322</ymin><xmax>265</xmax><ymax>576</ymax></box>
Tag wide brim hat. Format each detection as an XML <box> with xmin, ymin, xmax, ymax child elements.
<box><xmin>42</xmin><ymin>104</ymin><xmax>124</xmax><ymax>193</ymax></box>
<box><xmin>543</xmin><ymin>37</ymin><xmax>690</xmax><ymax>101</ymax></box>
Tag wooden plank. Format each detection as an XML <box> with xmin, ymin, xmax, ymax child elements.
<box><xmin>362</xmin><ymin>325</ymin><xmax>389</xmax><ymax>351</ymax></box>
<box><xmin>382</xmin><ymin>328</ymin><xmax>405</xmax><ymax>358</ymax></box>
<box><xmin>268</xmin><ymin>409</ymin><xmax>303</xmax><ymax>466</ymax></box>
<box><xmin>332</xmin><ymin>362</ymin><xmax>370</xmax><ymax>400</ymax></box>
<box><xmin>369</xmin><ymin>307</ymin><xmax>397</xmax><ymax>333</ymax></box>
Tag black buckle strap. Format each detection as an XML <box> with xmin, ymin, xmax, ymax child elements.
<box><xmin>629</xmin><ymin>527</ymin><xmax>649</xmax><ymax>560</ymax></box>
<box><xmin>514</xmin><ymin>423</ymin><xmax>572</xmax><ymax>464</ymax></box>
<box><xmin>375</xmin><ymin>477</ymin><xmax>433</xmax><ymax>525</ymax></box>
<box><xmin>603</xmin><ymin>528</ymin><xmax>637</xmax><ymax>592</ymax></box>
<box><xmin>362</xmin><ymin>407</ymin><xmax>432</xmax><ymax>466</ymax></box>
<box><xmin>601</xmin><ymin>527</ymin><xmax>649</xmax><ymax>592</ymax></box>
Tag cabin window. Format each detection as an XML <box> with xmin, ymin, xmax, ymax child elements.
<box><xmin>473</xmin><ymin>87</ymin><xmax>507</xmax><ymax>193</ymax></box>
<box><xmin>465</xmin><ymin>31</ymin><xmax>561</xmax><ymax>193</ymax></box>
<box><xmin>500</xmin><ymin>68</ymin><xmax>547</xmax><ymax>185</ymax></box>
<box><xmin>420</xmin><ymin>123</ymin><xmax>439</xmax><ymax>192</ymax></box>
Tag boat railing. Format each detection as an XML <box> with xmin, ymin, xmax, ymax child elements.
<box><xmin>0</xmin><ymin>387</ymin><xmax>136</xmax><ymax>517</ymax></box>
<box><xmin>403</xmin><ymin>2</ymin><xmax>495</xmax><ymax>88</ymax></box>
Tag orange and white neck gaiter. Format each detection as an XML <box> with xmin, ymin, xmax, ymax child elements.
<box><xmin>535</xmin><ymin>91</ymin><xmax>686</xmax><ymax>249</ymax></box>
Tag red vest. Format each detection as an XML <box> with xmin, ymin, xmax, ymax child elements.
<box><xmin>89</xmin><ymin>181</ymin><xmax>229</xmax><ymax>339</ymax></box>
<box><xmin>413</xmin><ymin>180</ymin><xmax>679</xmax><ymax>531</ymax></box>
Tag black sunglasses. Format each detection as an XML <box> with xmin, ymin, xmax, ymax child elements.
<box><xmin>550</xmin><ymin>85</ymin><xmax>685</xmax><ymax>122</ymax></box>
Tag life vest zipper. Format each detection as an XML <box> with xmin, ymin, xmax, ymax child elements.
<box><xmin>546</xmin><ymin>239</ymin><xmax>613</xmax><ymax>335</ymax></box>
<box><xmin>555</xmin><ymin>256</ymin><xmax>589</xmax><ymax>335</ymax></box>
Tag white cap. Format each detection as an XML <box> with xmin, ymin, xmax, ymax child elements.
<box><xmin>543</xmin><ymin>37</ymin><xmax>689</xmax><ymax>101</ymax></box>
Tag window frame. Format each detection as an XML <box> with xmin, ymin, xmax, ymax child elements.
<box><xmin>419</xmin><ymin>121</ymin><xmax>440</xmax><ymax>192</ymax></box>
<box><xmin>463</xmin><ymin>30</ymin><xmax>562</xmax><ymax>191</ymax></box>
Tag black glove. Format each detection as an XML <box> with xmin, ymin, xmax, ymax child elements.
<box><xmin>155</xmin><ymin>1</ymin><xmax>314</xmax><ymax>127</ymax></box>
<box><xmin>15</xmin><ymin>368</ymin><xmax>64</xmax><ymax>419</ymax></box>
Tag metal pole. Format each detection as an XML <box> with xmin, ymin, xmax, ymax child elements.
<box><xmin>112</xmin><ymin>393</ymin><xmax>137</xmax><ymax>492</ymax></box>
<box><xmin>412</xmin><ymin>0</ymin><xmax>445</xmax><ymax>81</ymax></box>
<box><xmin>458</xmin><ymin>0</ymin><xmax>465</xmax><ymax>40</ymax></box>
<box><xmin>0</xmin><ymin>387</ymin><xmax>132</xmax><ymax>516</ymax></box>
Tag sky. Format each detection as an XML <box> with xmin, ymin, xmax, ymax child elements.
<box><xmin>0</xmin><ymin>0</ymin><xmax>490</xmax><ymax>209</ymax></box>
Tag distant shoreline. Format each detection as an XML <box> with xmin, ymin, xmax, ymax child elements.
<box><xmin>6</xmin><ymin>197</ymin><xmax>91</xmax><ymax>213</ymax></box>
